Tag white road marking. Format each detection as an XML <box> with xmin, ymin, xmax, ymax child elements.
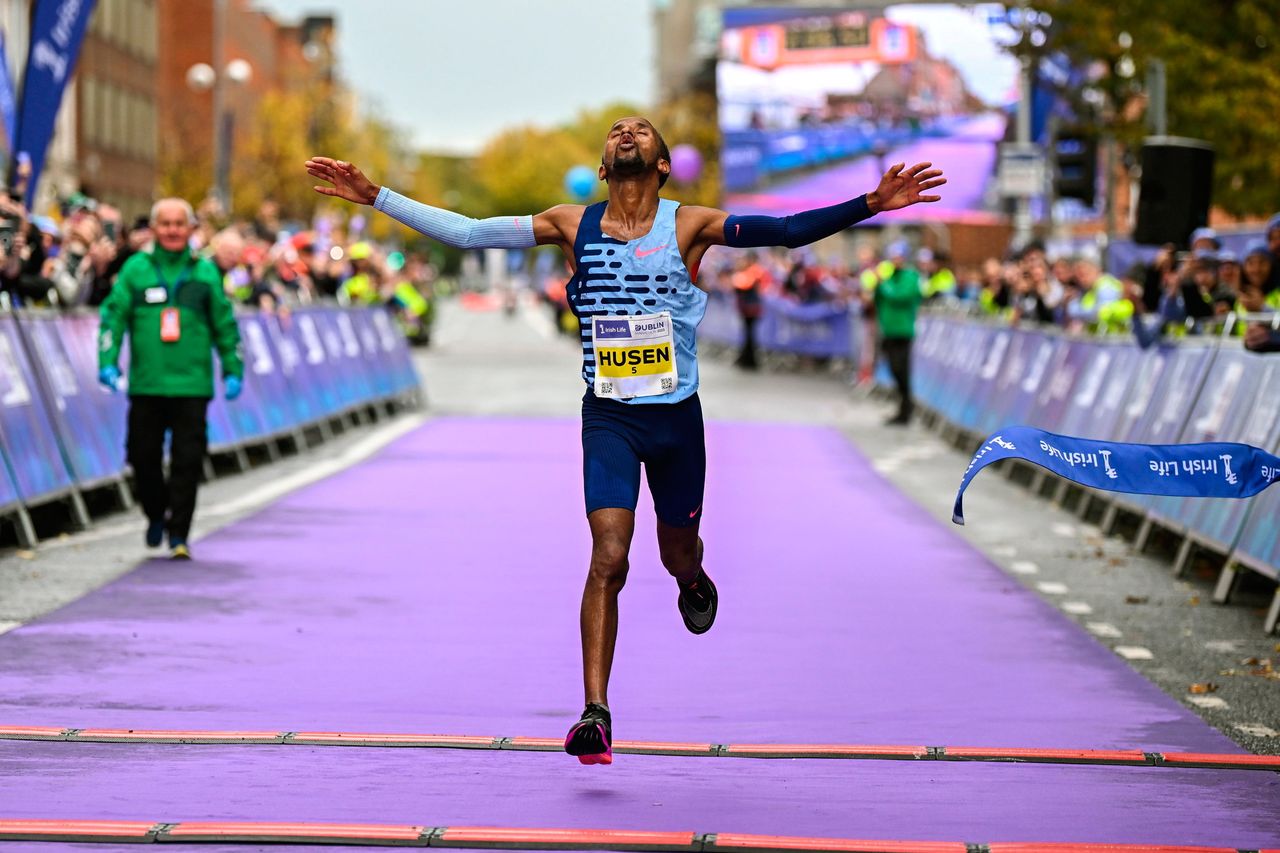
<box><xmin>1235</xmin><ymin>723</ymin><xmax>1278</xmax><ymax>738</ymax></box>
<box><xmin>1204</xmin><ymin>640</ymin><xmax>1245</xmax><ymax>654</ymax></box>
<box><xmin>1037</xmin><ymin>581</ymin><xmax>1069</xmax><ymax>595</ymax></box>
<box><xmin>1051</xmin><ymin>523</ymin><xmax>1077</xmax><ymax>537</ymax></box>
<box><xmin>1087</xmin><ymin>622</ymin><xmax>1123</xmax><ymax>638</ymax></box>
<box><xmin>991</xmin><ymin>545</ymin><xmax>1018</xmax><ymax>558</ymax></box>
<box><xmin>872</xmin><ymin>461</ymin><xmax>901</xmax><ymax>473</ymax></box>
<box><xmin>1010</xmin><ymin>560</ymin><xmax>1039</xmax><ymax>575</ymax></box>
<box><xmin>1062</xmin><ymin>601</ymin><xmax>1094</xmax><ymax>615</ymax></box>
<box><xmin>30</xmin><ymin>414</ymin><xmax>428</xmax><ymax>553</ymax></box>
<box><xmin>206</xmin><ymin>414</ymin><xmax>427</xmax><ymax>517</ymax></box>
<box><xmin>1115</xmin><ymin>646</ymin><xmax>1154</xmax><ymax>660</ymax></box>
<box><xmin>0</xmin><ymin>621</ymin><xmax>22</xmax><ymax>636</ymax></box>
<box><xmin>1186</xmin><ymin>695</ymin><xmax>1228</xmax><ymax>710</ymax></box>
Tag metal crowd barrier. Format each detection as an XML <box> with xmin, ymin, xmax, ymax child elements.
<box><xmin>911</xmin><ymin>313</ymin><xmax>1280</xmax><ymax>634</ymax></box>
<box><xmin>700</xmin><ymin>290</ymin><xmax>865</xmax><ymax>363</ymax></box>
<box><xmin>0</xmin><ymin>305</ymin><xmax>422</xmax><ymax>548</ymax></box>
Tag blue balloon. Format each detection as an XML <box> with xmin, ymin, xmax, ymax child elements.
<box><xmin>565</xmin><ymin>165</ymin><xmax>597</xmax><ymax>200</ymax></box>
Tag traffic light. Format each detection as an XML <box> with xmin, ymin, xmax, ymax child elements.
<box><xmin>1053</xmin><ymin>127</ymin><xmax>1098</xmax><ymax>207</ymax></box>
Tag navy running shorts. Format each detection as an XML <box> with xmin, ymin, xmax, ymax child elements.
<box><xmin>581</xmin><ymin>391</ymin><xmax>706</xmax><ymax>527</ymax></box>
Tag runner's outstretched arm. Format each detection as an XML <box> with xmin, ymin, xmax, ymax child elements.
<box><xmin>305</xmin><ymin>157</ymin><xmax>578</xmax><ymax>250</ymax></box>
<box><xmin>682</xmin><ymin>161</ymin><xmax>946</xmax><ymax>253</ymax></box>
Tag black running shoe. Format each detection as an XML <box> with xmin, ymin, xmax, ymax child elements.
<box><xmin>564</xmin><ymin>703</ymin><xmax>612</xmax><ymax>765</ymax></box>
<box><xmin>677</xmin><ymin>568</ymin><xmax>717</xmax><ymax>635</ymax></box>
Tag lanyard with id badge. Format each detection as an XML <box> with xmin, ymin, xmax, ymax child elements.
<box><xmin>592</xmin><ymin>312</ymin><xmax>678</xmax><ymax>400</ymax></box>
<box><xmin>148</xmin><ymin>255</ymin><xmax>194</xmax><ymax>343</ymax></box>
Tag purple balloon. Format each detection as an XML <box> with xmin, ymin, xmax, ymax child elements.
<box><xmin>669</xmin><ymin>144</ymin><xmax>703</xmax><ymax>184</ymax></box>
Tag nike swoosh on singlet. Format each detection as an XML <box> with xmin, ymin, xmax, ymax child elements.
<box><xmin>636</xmin><ymin>245</ymin><xmax>667</xmax><ymax>258</ymax></box>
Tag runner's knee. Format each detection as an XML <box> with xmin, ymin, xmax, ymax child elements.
<box><xmin>590</xmin><ymin>538</ymin><xmax>630</xmax><ymax>588</ymax></box>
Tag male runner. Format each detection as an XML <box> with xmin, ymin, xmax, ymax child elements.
<box><xmin>305</xmin><ymin>117</ymin><xmax>944</xmax><ymax>765</ymax></box>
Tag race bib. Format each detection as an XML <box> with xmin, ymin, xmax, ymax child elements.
<box><xmin>160</xmin><ymin>307</ymin><xmax>181</xmax><ymax>342</ymax></box>
<box><xmin>592</xmin><ymin>311</ymin><xmax>678</xmax><ymax>400</ymax></box>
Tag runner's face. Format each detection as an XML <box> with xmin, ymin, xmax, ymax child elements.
<box><xmin>601</xmin><ymin>118</ymin><xmax>663</xmax><ymax>180</ymax></box>
<box><xmin>152</xmin><ymin>203</ymin><xmax>193</xmax><ymax>252</ymax></box>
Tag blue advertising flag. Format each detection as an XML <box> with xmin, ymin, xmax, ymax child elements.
<box><xmin>953</xmin><ymin>425</ymin><xmax>1280</xmax><ymax>525</ymax></box>
<box><xmin>13</xmin><ymin>0</ymin><xmax>98</xmax><ymax>204</ymax></box>
<box><xmin>0</xmin><ymin>33</ymin><xmax>16</xmax><ymax>149</ymax></box>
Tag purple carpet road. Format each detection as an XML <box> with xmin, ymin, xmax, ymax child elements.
<box><xmin>1</xmin><ymin>418</ymin><xmax>1278</xmax><ymax>847</ymax></box>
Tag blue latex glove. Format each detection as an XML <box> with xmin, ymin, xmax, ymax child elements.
<box><xmin>98</xmin><ymin>365</ymin><xmax>121</xmax><ymax>392</ymax></box>
<box><xmin>224</xmin><ymin>375</ymin><xmax>243</xmax><ymax>401</ymax></box>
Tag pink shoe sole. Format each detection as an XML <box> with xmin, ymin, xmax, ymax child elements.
<box><xmin>565</xmin><ymin>722</ymin><xmax>612</xmax><ymax>765</ymax></box>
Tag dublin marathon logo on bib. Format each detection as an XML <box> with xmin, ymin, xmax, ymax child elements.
<box><xmin>592</xmin><ymin>311</ymin><xmax>677</xmax><ymax>400</ymax></box>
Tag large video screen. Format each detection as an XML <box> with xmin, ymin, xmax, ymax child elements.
<box><xmin>719</xmin><ymin>5</ymin><xmax>1019</xmax><ymax>223</ymax></box>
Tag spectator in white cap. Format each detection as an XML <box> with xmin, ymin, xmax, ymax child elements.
<box><xmin>1189</xmin><ymin>227</ymin><xmax>1220</xmax><ymax>252</ymax></box>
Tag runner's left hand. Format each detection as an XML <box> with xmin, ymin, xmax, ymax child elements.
<box><xmin>868</xmin><ymin>162</ymin><xmax>946</xmax><ymax>213</ymax></box>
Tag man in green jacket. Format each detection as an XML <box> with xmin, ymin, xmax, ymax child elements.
<box><xmin>98</xmin><ymin>198</ymin><xmax>244</xmax><ymax>560</ymax></box>
<box><xmin>874</xmin><ymin>241</ymin><xmax>924</xmax><ymax>426</ymax></box>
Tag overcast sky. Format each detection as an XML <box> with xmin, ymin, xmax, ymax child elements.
<box><xmin>254</xmin><ymin>0</ymin><xmax>657</xmax><ymax>154</ymax></box>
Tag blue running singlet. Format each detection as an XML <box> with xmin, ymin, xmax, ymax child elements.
<box><xmin>566</xmin><ymin>199</ymin><xmax>707</xmax><ymax>405</ymax></box>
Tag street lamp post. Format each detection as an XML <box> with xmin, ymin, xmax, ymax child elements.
<box><xmin>185</xmin><ymin>0</ymin><xmax>251</xmax><ymax>213</ymax></box>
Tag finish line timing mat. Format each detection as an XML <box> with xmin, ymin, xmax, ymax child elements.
<box><xmin>1</xmin><ymin>418</ymin><xmax>1277</xmax><ymax>849</ymax></box>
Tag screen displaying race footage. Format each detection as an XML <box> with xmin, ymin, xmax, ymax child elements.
<box><xmin>719</xmin><ymin>4</ymin><xmax>1020</xmax><ymax>222</ymax></box>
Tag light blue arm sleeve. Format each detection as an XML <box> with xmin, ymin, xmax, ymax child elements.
<box><xmin>374</xmin><ymin>187</ymin><xmax>537</xmax><ymax>249</ymax></box>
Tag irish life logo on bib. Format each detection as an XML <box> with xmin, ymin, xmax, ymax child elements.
<box><xmin>592</xmin><ymin>311</ymin><xmax>678</xmax><ymax>400</ymax></box>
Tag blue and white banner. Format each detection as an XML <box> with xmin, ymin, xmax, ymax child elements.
<box><xmin>13</xmin><ymin>0</ymin><xmax>98</xmax><ymax>203</ymax></box>
<box><xmin>952</xmin><ymin>424</ymin><xmax>1280</xmax><ymax>525</ymax></box>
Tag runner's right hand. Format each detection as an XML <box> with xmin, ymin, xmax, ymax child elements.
<box><xmin>306</xmin><ymin>157</ymin><xmax>381</xmax><ymax>206</ymax></box>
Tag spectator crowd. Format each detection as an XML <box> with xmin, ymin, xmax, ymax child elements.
<box><xmin>0</xmin><ymin>189</ymin><xmax>439</xmax><ymax>346</ymax></box>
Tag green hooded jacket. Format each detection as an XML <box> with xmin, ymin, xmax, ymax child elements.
<box><xmin>98</xmin><ymin>246</ymin><xmax>244</xmax><ymax>398</ymax></box>
<box><xmin>874</xmin><ymin>267</ymin><xmax>924</xmax><ymax>339</ymax></box>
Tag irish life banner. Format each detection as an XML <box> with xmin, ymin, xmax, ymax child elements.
<box><xmin>952</xmin><ymin>424</ymin><xmax>1280</xmax><ymax>525</ymax></box>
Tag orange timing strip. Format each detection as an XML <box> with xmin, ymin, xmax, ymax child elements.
<box><xmin>0</xmin><ymin>726</ymin><xmax>1275</xmax><ymax>773</ymax></box>
<box><xmin>0</xmin><ymin>820</ymin><xmax>1266</xmax><ymax>852</ymax></box>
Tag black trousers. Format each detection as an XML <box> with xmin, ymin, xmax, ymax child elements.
<box><xmin>736</xmin><ymin>315</ymin><xmax>759</xmax><ymax>368</ymax></box>
<box><xmin>126</xmin><ymin>395</ymin><xmax>210</xmax><ymax>542</ymax></box>
<box><xmin>881</xmin><ymin>336</ymin><xmax>914</xmax><ymax>421</ymax></box>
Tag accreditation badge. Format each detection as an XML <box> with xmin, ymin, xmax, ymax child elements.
<box><xmin>592</xmin><ymin>311</ymin><xmax>678</xmax><ymax>400</ymax></box>
<box><xmin>160</xmin><ymin>307</ymin><xmax>182</xmax><ymax>342</ymax></box>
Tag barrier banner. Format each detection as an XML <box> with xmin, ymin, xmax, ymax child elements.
<box><xmin>0</xmin><ymin>314</ymin><xmax>75</xmax><ymax>501</ymax></box>
<box><xmin>56</xmin><ymin>312</ymin><xmax>129</xmax><ymax>470</ymax></box>
<box><xmin>236</xmin><ymin>313</ymin><xmax>298</xmax><ymax>438</ymax></box>
<box><xmin>953</xmin><ymin>425</ymin><xmax>1280</xmax><ymax>525</ymax></box>
<box><xmin>348</xmin><ymin>308</ymin><xmax>393</xmax><ymax>399</ymax></box>
<box><xmin>757</xmin><ymin>297</ymin><xmax>852</xmax><ymax>359</ymax></box>
<box><xmin>265</xmin><ymin>312</ymin><xmax>323</xmax><ymax>427</ymax></box>
<box><xmin>1055</xmin><ymin>344</ymin><xmax>1141</xmax><ymax>440</ymax></box>
<box><xmin>974</xmin><ymin>331</ymin><xmax>1059</xmax><ymax>435</ymax></box>
<box><xmin>312</xmin><ymin>309</ymin><xmax>364</xmax><ymax>412</ymax></box>
<box><xmin>292</xmin><ymin>310</ymin><xmax>342</xmax><ymax>419</ymax></box>
<box><xmin>953</xmin><ymin>325</ymin><xmax>1001</xmax><ymax>431</ymax></box>
<box><xmin>369</xmin><ymin>307</ymin><xmax>420</xmax><ymax>396</ymax></box>
<box><xmin>16</xmin><ymin>313</ymin><xmax>120</xmax><ymax>486</ymax></box>
<box><xmin>1145</xmin><ymin>349</ymin><xmax>1262</xmax><ymax>531</ymax></box>
<box><xmin>1025</xmin><ymin>338</ymin><xmax>1092</xmax><ymax>432</ymax></box>
<box><xmin>1185</xmin><ymin>357</ymin><xmax>1280</xmax><ymax>551</ymax></box>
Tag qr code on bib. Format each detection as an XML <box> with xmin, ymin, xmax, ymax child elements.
<box><xmin>661</xmin><ymin>378</ymin><xmax>673</xmax><ymax>391</ymax></box>
<box><xmin>600</xmin><ymin>382</ymin><xmax>613</xmax><ymax>395</ymax></box>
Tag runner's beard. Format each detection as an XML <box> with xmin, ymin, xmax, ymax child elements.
<box><xmin>608</xmin><ymin>149</ymin><xmax>648</xmax><ymax>180</ymax></box>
